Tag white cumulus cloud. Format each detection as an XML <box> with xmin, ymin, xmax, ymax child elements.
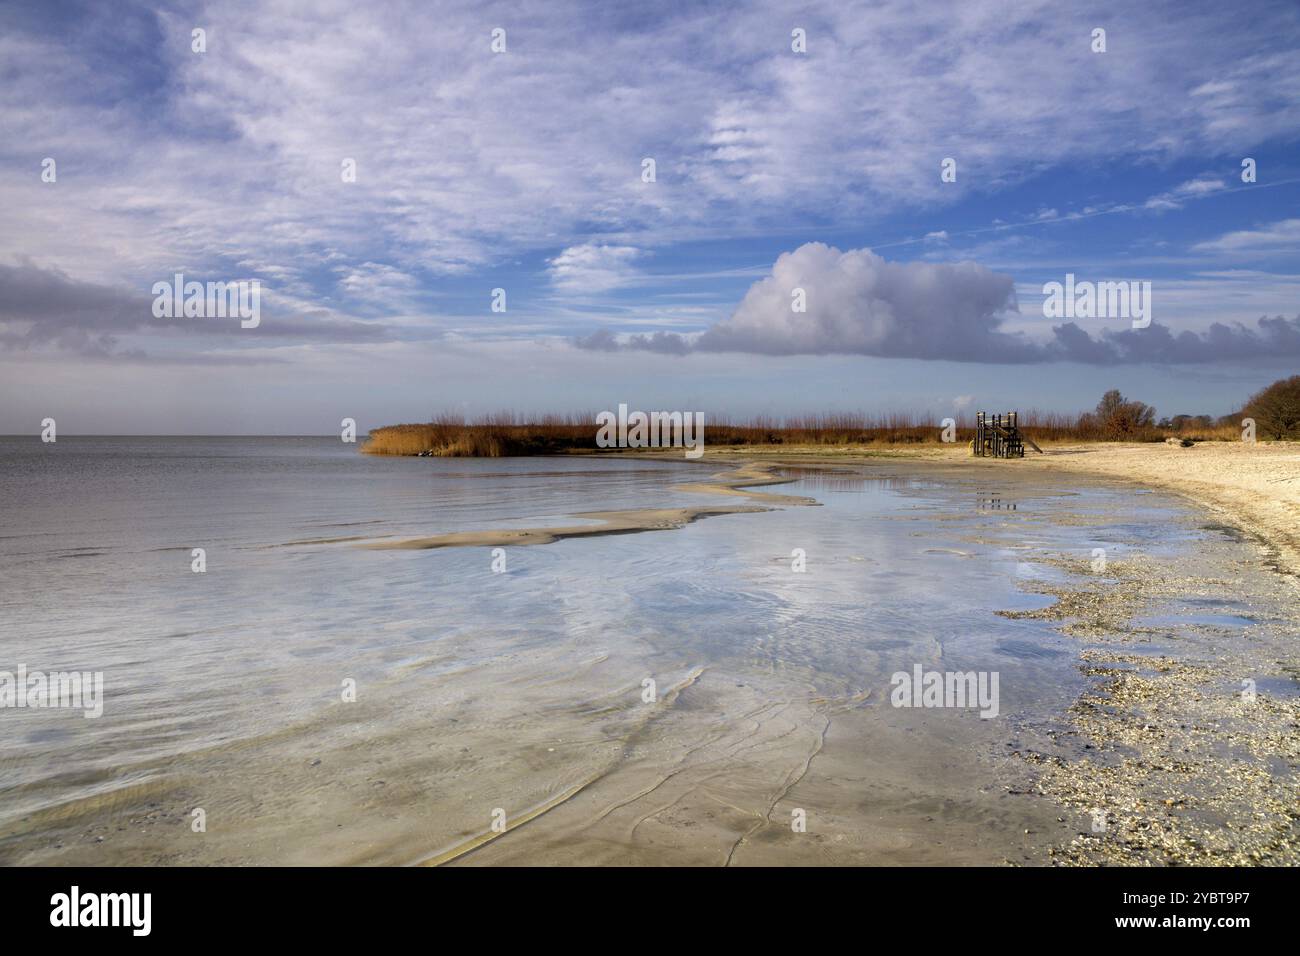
<box><xmin>694</xmin><ymin>243</ymin><xmax>1025</xmax><ymax>360</ymax></box>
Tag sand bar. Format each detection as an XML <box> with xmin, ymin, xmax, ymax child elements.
<box><xmin>357</xmin><ymin>461</ymin><xmax>817</xmax><ymax>551</ymax></box>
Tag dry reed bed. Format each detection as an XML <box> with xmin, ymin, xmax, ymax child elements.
<box><xmin>362</xmin><ymin>412</ymin><xmax>1247</xmax><ymax>457</ymax></box>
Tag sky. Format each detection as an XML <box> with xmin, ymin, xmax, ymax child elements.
<box><xmin>1</xmin><ymin>0</ymin><xmax>1298</xmax><ymax>434</ymax></box>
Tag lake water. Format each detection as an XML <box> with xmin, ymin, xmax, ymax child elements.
<box><xmin>0</xmin><ymin>437</ymin><xmax>1278</xmax><ymax>865</ymax></box>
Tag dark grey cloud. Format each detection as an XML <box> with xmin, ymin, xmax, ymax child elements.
<box><xmin>574</xmin><ymin>327</ymin><xmax>692</xmax><ymax>356</ymax></box>
<box><xmin>1050</xmin><ymin>315</ymin><xmax>1300</xmax><ymax>364</ymax></box>
<box><xmin>575</xmin><ymin>243</ymin><xmax>1300</xmax><ymax>365</ymax></box>
<box><xmin>572</xmin><ymin>328</ymin><xmax>621</xmax><ymax>352</ymax></box>
<box><xmin>0</xmin><ymin>261</ymin><xmax>151</xmax><ymax>354</ymax></box>
<box><xmin>0</xmin><ymin>261</ymin><xmax>388</xmax><ymax>356</ymax></box>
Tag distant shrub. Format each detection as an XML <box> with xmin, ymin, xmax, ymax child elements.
<box><xmin>1242</xmin><ymin>375</ymin><xmax>1300</xmax><ymax>440</ymax></box>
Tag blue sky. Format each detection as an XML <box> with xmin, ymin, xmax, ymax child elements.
<box><xmin>1</xmin><ymin>0</ymin><xmax>1298</xmax><ymax>433</ymax></box>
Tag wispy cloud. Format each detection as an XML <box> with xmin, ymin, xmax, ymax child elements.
<box><xmin>547</xmin><ymin>244</ymin><xmax>644</xmax><ymax>293</ymax></box>
<box><xmin>1192</xmin><ymin>218</ymin><xmax>1300</xmax><ymax>253</ymax></box>
<box><xmin>5</xmin><ymin>0</ymin><xmax>1299</xmax><ymax>290</ymax></box>
<box><xmin>1145</xmin><ymin>176</ymin><xmax>1228</xmax><ymax>210</ymax></box>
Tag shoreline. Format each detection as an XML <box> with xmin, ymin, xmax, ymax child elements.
<box><xmin>340</xmin><ymin>440</ymin><xmax>1299</xmax><ymax>587</ymax></box>
<box><xmin>404</xmin><ymin>447</ymin><xmax>1296</xmax><ymax>866</ymax></box>
<box><xmin>350</xmin><ymin>441</ymin><xmax>1298</xmax><ymax>864</ymax></box>
<box><xmin>631</xmin><ymin>441</ymin><xmax>1300</xmax><ymax>580</ymax></box>
<box><xmin>1019</xmin><ymin>442</ymin><xmax>1300</xmax><ymax>580</ymax></box>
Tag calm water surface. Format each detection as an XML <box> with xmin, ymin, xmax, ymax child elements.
<box><xmin>0</xmin><ymin>437</ymin><xmax>1276</xmax><ymax>864</ymax></box>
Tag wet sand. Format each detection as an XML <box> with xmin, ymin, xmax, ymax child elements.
<box><xmin>1019</xmin><ymin>441</ymin><xmax>1300</xmax><ymax>578</ymax></box>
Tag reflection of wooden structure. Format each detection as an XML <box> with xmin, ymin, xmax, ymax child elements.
<box><xmin>973</xmin><ymin>411</ymin><xmax>1039</xmax><ymax>458</ymax></box>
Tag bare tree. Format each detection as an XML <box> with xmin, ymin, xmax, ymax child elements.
<box><xmin>1094</xmin><ymin>389</ymin><xmax>1156</xmax><ymax>439</ymax></box>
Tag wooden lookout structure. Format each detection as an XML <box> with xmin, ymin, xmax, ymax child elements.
<box><xmin>973</xmin><ymin>411</ymin><xmax>1040</xmax><ymax>458</ymax></box>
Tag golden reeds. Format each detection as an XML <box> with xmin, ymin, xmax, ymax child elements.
<box><xmin>360</xmin><ymin>409</ymin><xmax>1247</xmax><ymax>456</ymax></box>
